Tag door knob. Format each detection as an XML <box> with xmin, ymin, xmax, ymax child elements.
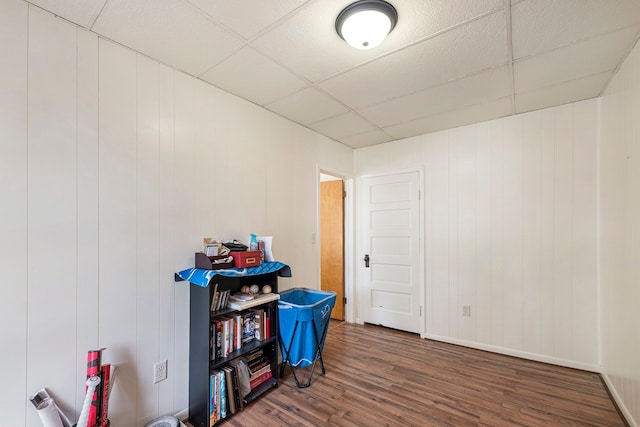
<box><xmin>364</xmin><ymin>254</ymin><xmax>370</xmax><ymax>268</ymax></box>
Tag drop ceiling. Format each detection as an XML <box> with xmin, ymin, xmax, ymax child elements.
<box><xmin>26</xmin><ymin>0</ymin><xmax>640</xmax><ymax>148</ymax></box>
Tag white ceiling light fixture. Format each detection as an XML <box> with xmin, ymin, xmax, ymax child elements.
<box><xmin>336</xmin><ymin>0</ymin><xmax>398</xmax><ymax>50</ymax></box>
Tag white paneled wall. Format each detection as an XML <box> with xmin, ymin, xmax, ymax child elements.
<box><xmin>355</xmin><ymin>99</ymin><xmax>600</xmax><ymax>370</ymax></box>
<box><xmin>0</xmin><ymin>0</ymin><xmax>28</xmax><ymax>424</ymax></box>
<box><xmin>0</xmin><ymin>1</ymin><xmax>353</xmax><ymax>425</ymax></box>
<box><xmin>600</xmin><ymin>34</ymin><xmax>640</xmax><ymax>427</ymax></box>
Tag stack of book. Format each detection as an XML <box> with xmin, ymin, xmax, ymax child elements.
<box><xmin>210</xmin><ymin>284</ymin><xmax>231</xmax><ymax>312</ymax></box>
<box><xmin>246</xmin><ymin>349</ymin><xmax>273</xmax><ymax>391</ymax></box>
<box><xmin>210</xmin><ymin>307</ymin><xmax>273</xmax><ymax>361</ymax></box>
<box><xmin>211</xmin><ymin>314</ymin><xmax>242</xmax><ymax>359</ymax></box>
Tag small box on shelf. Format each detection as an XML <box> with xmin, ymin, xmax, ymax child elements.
<box><xmin>231</xmin><ymin>250</ymin><xmax>262</xmax><ymax>268</ymax></box>
<box><xmin>195</xmin><ymin>252</ymin><xmax>234</xmax><ymax>270</ymax></box>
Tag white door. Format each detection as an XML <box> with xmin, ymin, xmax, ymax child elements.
<box><xmin>362</xmin><ymin>171</ymin><xmax>421</xmax><ymax>333</ymax></box>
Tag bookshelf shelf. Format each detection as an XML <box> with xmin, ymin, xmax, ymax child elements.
<box><xmin>179</xmin><ymin>259</ymin><xmax>291</xmax><ymax>427</ymax></box>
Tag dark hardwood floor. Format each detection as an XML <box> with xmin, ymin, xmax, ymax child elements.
<box><xmin>214</xmin><ymin>322</ymin><xmax>626</xmax><ymax>427</ymax></box>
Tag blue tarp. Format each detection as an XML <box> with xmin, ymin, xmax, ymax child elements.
<box><xmin>174</xmin><ymin>262</ymin><xmax>291</xmax><ymax>287</ymax></box>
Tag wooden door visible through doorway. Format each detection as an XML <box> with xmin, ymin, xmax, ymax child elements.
<box><xmin>321</xmin><ymin>179</ymin><xmax>344</xmax><ymax>320</ymax></box>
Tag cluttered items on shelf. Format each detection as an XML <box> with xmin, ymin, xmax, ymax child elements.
<box><xmin>210</xmin><ymin>282</ymin><xmax>279</xmax><ymax>313</ymax></box>
<box><xmin>198</xmin><ymin>236</ymin><xmax>275</xmax><ymax>271</ymax></box>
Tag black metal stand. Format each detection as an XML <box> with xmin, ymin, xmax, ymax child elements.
<box><xmin>279</xmin><ymin>316</ymin><xmax>331</xmax><ymax>388</ymax></box>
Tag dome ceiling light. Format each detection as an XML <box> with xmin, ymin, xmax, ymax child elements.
<box><xmin>335</xmin><ymin>0</ymin><xmax>398</xmax><ymax>50</ymax></box>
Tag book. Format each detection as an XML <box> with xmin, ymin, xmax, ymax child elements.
<box><xmin>228</xmin><ymin>294</ymin><xmax>254</xmax><ymax>303</ymax></box>
<box><xmin>209</xmin><ymin>283</ymin><xmax>219</xmax><ymax>312</ymax></box>
<box><xmin>227</xmin><ymin>292</ymin><xmax>279</xmax><ymax>310</ymax></box>
<box><xmin>241</xmin><ymin>311</ymin><xmax>256</xmax><ymax>345</ymax></box>
<box><xmin>228</xmin><ymin>364</ymin><xmax>243</xmax><ymax>411</ymax></box>
<box><xmin>249</xmin><ymin>359</ymin><xmax>269</xmax><ymax>374</ymax></box>
<box><xmin>217</xmin><ymin>369</ymin><xmax>227</xmax><ymax>419</ymax></box>
<box><xmin>221</xmin><ymin>289</ymin><xmax>230</xmax><ymax>310</ymax></box>
<box><xmin>253</xmin><ymin>308</ymin><xmax>264</xmax><ymax>341</ymax></box>
<box><xmin>222</xmin><ymin>319</ymin><xmax>231</xmax><ymax>357</ymax></box>
<box><xmin>209</xmin><ymin>373</ymin><xmax>217</xmax><ymax>426</ymax></box>
<box><xmin>222</xmin><ymin>366</ymin><xmax>237</xmax><ymax>415</ymax></box>
<box><xmin>225</xmin><ymin>317</ymin><xmax>234</xmax><ymax>354</ymax></box>
<box><xmin>215</xmin><ymin>321</ymin><xmax>223</xmax><ymax>360</ymax></box>
<box><xmin>265</xmin><ymin>307</ymin><xmax>271</xmax><ymax>340</ymax></box>
<box><xmin>250</xmin><ymin>364</ymin><xmax>271</xmax><ymax>379</ymax></box>
<box><xmin>234</xmin><ymin>314</ymin><xmax>242</xmax><ymax>350</ymax></box>
<box><xmin>245</xmin><ymin>348</ymin><xmax>263</xmax><ymax>363</ymax></box>
<box><xmin>249</xmin><ymin>370</ymin><xmax>273</xmax><ymax>390</ymax></box>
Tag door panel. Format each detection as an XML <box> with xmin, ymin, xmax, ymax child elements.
<box><xmin>320</xmin><ymin>179</ymin><xmax>344</xmax><ymax>320</ymax></box>
<box><xmin>362</xmin><ymin>171</ymin><xmax>421</xmax><ymax>333</ymax></box>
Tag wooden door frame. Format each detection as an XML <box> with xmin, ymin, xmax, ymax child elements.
<box><xmin>316</xmin><ymin>167</ymin><xmax>355</xmax><ymax>324</ymax></box>
<box><xmin>355</xmin><ymin>167</ymin><xmax>425</xmax><ymax>338</ymax></box>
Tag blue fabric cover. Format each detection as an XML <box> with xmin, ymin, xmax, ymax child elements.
<box><xmin>174</xmin><ymin>262</ymin><xmax>291</xmax><ymax>287</ymax></box>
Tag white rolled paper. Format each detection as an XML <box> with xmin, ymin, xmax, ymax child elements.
<box><xmin>35</xmin><ymin>398</ymin><xmax>63</xmax><ymax>427</ymax></box>
<box><xmin>76</xmin><ymin>376</ymin><xmax>101</xmax><ymax>427</ymax></box>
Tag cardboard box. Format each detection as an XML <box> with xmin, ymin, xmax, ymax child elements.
<box><xmin>232</xmin><ymin>250</ymin><xmax>261</xmax><ymax>268</ymax></box>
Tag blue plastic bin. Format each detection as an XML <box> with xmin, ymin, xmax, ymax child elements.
<box><xmin>278</xmin><ymin>288</ymin><xmax>336</xmax><ymax>387</ymax></box>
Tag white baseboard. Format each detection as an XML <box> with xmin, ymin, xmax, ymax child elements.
<box><xmin>173</xmin><ymin>408</ymin><xmax>189</xmax><ymax>422</ymax></box>
<box><xmin>600</xmin><ymin>371</ymin><xmax>637</xmax><ymax>427</ymax></box>
<box><xmin>424</xmin><ymin>333</ymin><xmax>601</xmax><ymax>372</ymax></box>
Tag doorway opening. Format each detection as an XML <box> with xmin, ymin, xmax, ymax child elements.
<box><xmin>319</xmin><ymin>172</ymin><xmax>346</xmax><ymax>321</ymax></box>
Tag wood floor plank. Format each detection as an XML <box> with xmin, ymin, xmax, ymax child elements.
<box><xmin>199</xmin><ymin>322</ymin><xmax>627</xmax><ymax>427</ymax></box>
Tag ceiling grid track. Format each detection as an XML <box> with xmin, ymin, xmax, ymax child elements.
<box><xmin>505</xmin><ymin>0</ymin><xmax>516</xmax><ymax>115</ymax></box>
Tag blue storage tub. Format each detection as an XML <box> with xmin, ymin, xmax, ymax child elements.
<box><xmin>278</xmin><ymin>288</ymin><xmax>336</xmax><ymax>387</ymax></box>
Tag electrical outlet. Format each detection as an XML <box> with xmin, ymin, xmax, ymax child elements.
<box><xmin>154</xmin><ymin>360</ymin><xmax>167</xmax><ymax>384</ymax></box>
<box><xmin>463</xmin><ymin>305</ymin><xmax>471</xmax><ymax>317</ymax></box>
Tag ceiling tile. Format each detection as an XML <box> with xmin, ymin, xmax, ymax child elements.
<box><xmin>25</xmin><ymin>0</ymin><xmax>640</xmax><ymax>148</ymax></box>
<box><xmin>92</xmin><ymin>0</ymin><xmax>244</xmax><ymax>76</ymax></box>
<box><xmin>338</xmin><ymin>129</ymin><xmax>393</xmax><ymax>149</ymax></box>
<box><xmin>200</xmin><ymin>46</ymin><xmax>308</xmax><ymax>106</ymax></box>
<box><xmin>26</xmin><ymin>0</ymin><xmax>105</xmax><ymax>27</ymax></box>
<box><xmin>252</xmin><ymin>0</ymin><xmax>504</xmax><ymax>82</ymax></box>
<box><xmin>317</xmin><ymin>11</ymin><xmax>509</xmax><ymax>109</ymax></box>
<box><xmin>358</xmin><ymin>66</ymin><xmax>511</xmax><ymax>127</ymax></box>
<box><xmin>515</xmin><ymin>71</ymin><xmax>612</xmax><ymax>113</ymax></box>
<box><xmin>384</xmin><ymin>97</ymin><xmax>512</xmax><ymax>139</ymax></box>
<box><xmin>512</xmin><ymin>0</ymin><xmax>640</xmax><ymax>59</ymax></box>
<box><xmin>308</xmin><ymin>112</ymin><xmax>376</xmax><ymax>140</ymax></box>
<box><xmin>184</xmin><ymin>0</ymin><xmax>309</xmax><ymax>40</ymax></box>
<box><xmin>514</xmin><ymin>25</ymin><xmax>639</xmax><ymax>93</ymax></box>
<box><xmin>265</xmin><ymin>87</ymin><xmax>349</xmax><ymax>125</ymax></box>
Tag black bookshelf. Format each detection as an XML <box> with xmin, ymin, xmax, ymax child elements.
<box><xmin>186</xmin><ymin>267</ymin><xmax>287</xmax><ymax>427</ymax></box>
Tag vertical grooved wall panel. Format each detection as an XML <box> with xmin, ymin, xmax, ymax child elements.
<box><xmin>521</xmin><ymin>111</ymin><xmax>542</xmax><ymax>355</ymax></box>
<box><xmin>475</xmin><ymin>122</ymin><xmax>492</xmax><ymax>345</ymax></box>
<box><xmin>75</xmin><ymin>27</ymin><xmax>100</xmax><ymax>418</ymax></box>
<box><xmin>98</xmin><ymin>38</ymin><xmax>138</xmax><ymax>423</ymax></box>
<box><xmin>27</xmin><ymin>8</ymin><xmax>78</xmax><ymax>425</ymax></box>
<box><xmin>552</xmin><ymin>106</ymin><xmax>574</xmax><ymax>360</ymax></box>
<box><xmin>157</xmin><ymin>63</ymin><xmax>176</xmax><ymax>416</ymax></box>
<box><xmin>457</xmin><ymin>125</ymin><xmax>477</xmax><ymax>341</ymax></box>
<box><xmin>136</xmin><ymin>53</ymin><xmax>161</xmax><ymax>423</ymax></box>
<box><xmin>0</xmin><ymin>0</ymin><xmax>28</xmax><ymax>424</ymax></box>
<box><xmin>502</xmin><ymin>117</ymin><xmax>524</xmax><ymax>350</ymax></box>
<box><xmin>173</xmin><ymin>71</ymin><xmax>194</xmax><ymax>412</ymax></box>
